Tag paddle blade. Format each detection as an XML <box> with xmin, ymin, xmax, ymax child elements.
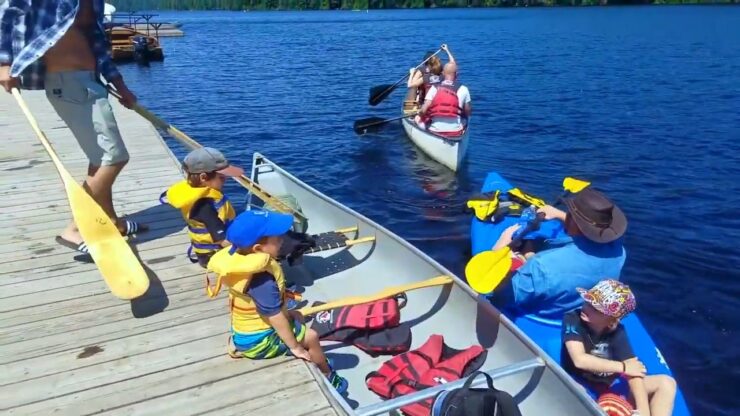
<box><xmin>465</xmin><ymin>248</ymin><xmax>513</xmax><ymax>294</ymax></box>
<box><xmin>563</xmin><ymin>177</ymin><xmax>591</xmax><ymax>193</ymax></box>
<box><xmin>353</xmin><ymin>117</ymin><xmax>388</xmax><ymax>135</ymax></box>
<box><xmin>369</xmin><ymin>84</ymin><xmax>397</xmax><ymax>106</ymax></box>
<box><xmin>61</xmin><ymin>170</ymin><xmax>150</xmax><ymax>299</ymax></box>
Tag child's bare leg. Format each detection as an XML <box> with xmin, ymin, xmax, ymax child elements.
<box><xmin>301</xmin><ymin>328</ymin><xmax>331</xmax><ymax>375</ymax></box>
<box><xmin>643</xmin><ymin>375</ymin><xmax>677</xmax><ymax>416</ymax></box>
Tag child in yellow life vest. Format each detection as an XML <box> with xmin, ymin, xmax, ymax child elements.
<box><xmin>162</xmin><ymin>147</ymin><xmax>241</xmax><ymax>267</ymax></box>
<box><xmin>207</xmin><ymin>210</ymin><xmax>348</xmax><ymax>394</ymax></box>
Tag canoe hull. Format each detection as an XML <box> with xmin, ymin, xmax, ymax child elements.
<box><xmin>470</xmin><ymin>171</ymin><xmax>691</xmax><ymax>416</ymax></box>
<box><xmin>248</xmin><ymin>153</ymin><xmax>605</xmax><ymax>415</ymax></box>
<box><xmin>401</xmin><ymin>117</ymin><xmax>468</xmax><ymax>172</ymax></box>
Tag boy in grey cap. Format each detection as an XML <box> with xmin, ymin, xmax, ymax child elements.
<box><xmin>161</xmin><ymin>147</ymin><xmax>243</xmax><ymax>267</ymax></box>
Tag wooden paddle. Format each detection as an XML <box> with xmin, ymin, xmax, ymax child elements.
<box><xmin>464</xmin><ymin>177</ymin><xmax>591</xmax><ymax>294</ymax></box>
<box><xmin>298</xmin><ymin>275</ymin><xmax>453</xmax><ymax>316</ymax></box>
<box><xmin>107</xmin><ymin>88</ymin><xmax>307</xmax><ymax>223</ymax></box>
<box><xmin>368</xmin><ymin>48</ymin><xmax>441</xmax><ymax>106</ymax></box>
<box><xmin>11</xmin><ymin>89</ymin><xmax>149</xmax><ymax>300</ymax></box>
<box><xmin>353</xmin><ymin>112</ymin><xmax>419</xmax><ymax>135</ymax></box>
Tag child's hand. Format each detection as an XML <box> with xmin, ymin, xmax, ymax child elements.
<box><xmin>290</xmin><ymin>346</ymin><xmax>311</xmax><ymax>363</ymax></box>
<box><xmin>622</xmin><ymin>358</ymin><xmax>646</xmax><ymax>378</ymax></box>
<box><xmin>537</xmin><ymin>205</ymin><xmax>565</xmax><ymax>221</ymax></box>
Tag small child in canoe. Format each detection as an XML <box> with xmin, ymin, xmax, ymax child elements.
<box><xmin>561</xmin><ymin>279</ymin><xmax>676</xmax><ymax>416</ymax></box>
<box><xmin>162</xmin><ymin>147</ymin><xmax>240</xmax><ymax>267</ymax></box>
<box><xmin>206</xmin><ymin>210</ymin><xmax>348</xmax><ymax>394</ymax></box>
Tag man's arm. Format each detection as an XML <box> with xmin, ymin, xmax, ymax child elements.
<box><xmin>92</xmin><ymin>7</ymin><xmax>136</xmax><ymax>107</ymax></box>
<box><xmin>420</xmin><ymin>87</ymin><xmax>436</xmax><ymax>114</ymax></box>
<box><xmin>0</xmin><ymin>1</ymin><xmax>29</xmax><ymax>92</ymax></box>
<box><xmin>441</xmin><ymin>44</ymin><xmax>455</xmax><ymax>64</ymax></box>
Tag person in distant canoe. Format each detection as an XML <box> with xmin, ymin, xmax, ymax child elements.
<box><xmin>562</xmin><ymin>280</ymin><xmax>676</xmax><ymax>416</ymax></box>
<box><xmin>0</xmin><ymin>0</ymin><xmax>145</xmax><ymax>255</ymax></box>
<box><xmin>162</xmin><ymin>148</ymin><xmax>241</xmax><ymax>268</ymax></box>
<box><xmin>405</xmin><ymin>44</ymin><xmax>455</xmax><ymax>105</ymax></box>
<box><xmin>206</xmin><ymin>211</ymin><xmax>349</xmax><ymax>394</ymax></box>
<box><xmin>489</xmin><ymin>188</ymin><xmax>628</xmax><ymax>319</ymax></box>
<box><xmin>414</xmin><ymin>62</ymin><xmax>472</xmax><ymax>136</ymax></box>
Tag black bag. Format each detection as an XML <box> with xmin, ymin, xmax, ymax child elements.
<box><xmin>431</xmin><ymin>371</ymin><xmax>522</xmax><ymax>416</ymax></box>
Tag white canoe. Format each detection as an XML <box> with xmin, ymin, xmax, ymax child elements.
<box><xmin>246</xmin><ymin>153</ymin><xmax>605</xmax><ymax>415</ymax></box>
<box><xmin>401</xmin><ymin>116</ymin><xmax>469</xmax><ymax>172</ymax></box>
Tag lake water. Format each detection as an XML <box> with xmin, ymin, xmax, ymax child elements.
<box><xmin>117</xmin><ymin>6</ymin><xmax>740</xmax><ymax>415</ymax></box>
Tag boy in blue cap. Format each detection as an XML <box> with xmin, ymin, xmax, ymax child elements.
<box><xmin>206</xmin><ymin>210</ymin><xmax>348</xmax><ymax>394</ymax></box>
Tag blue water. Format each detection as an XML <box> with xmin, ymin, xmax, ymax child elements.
<box><xmin>117</xmin><ymin>6</ymin><xmax>740</xmax><ymax>415</ymax></box>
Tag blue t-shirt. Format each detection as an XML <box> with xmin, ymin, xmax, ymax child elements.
<box><xmin>494</xmin><ymin>237</ymin><xmax>626</xmax><ymax>319</ymax></box>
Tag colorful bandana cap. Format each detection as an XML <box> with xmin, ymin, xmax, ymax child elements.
<box><xmin>577</xmin><ymin>279</ymin><xmax>636</xmax><ymax>319</ymax></box>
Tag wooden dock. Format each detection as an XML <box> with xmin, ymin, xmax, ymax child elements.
<box><xmin>0</xmin><ymin>91</ymin><xmax>343</xmax><ymax>415</ymax></box>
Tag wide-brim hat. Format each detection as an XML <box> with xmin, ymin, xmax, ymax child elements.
<box><xmin>564</xmin><ymin>188</ymin><xmax>627</xmax><ymax>243</ymax></box>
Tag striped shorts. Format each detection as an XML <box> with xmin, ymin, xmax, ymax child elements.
<box><xmin>231</xmin><ymin>319</ymin><xmax>306</xmax><ymax>360</ymax></box>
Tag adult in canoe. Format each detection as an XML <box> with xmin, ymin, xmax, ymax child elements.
<box><xmin>415</xmin><ymin>62</ymin><xmax>472</xmax><ymax>136</ymax></box>
<box><xmin>0</xmin><ymin>0</ymin><xmax>144</xmax><ymax>254</ymax></box>
<box><xmin>488</xmin><ymin>188</ymin><xmax>628</xmax><ymax>319</ymax></box>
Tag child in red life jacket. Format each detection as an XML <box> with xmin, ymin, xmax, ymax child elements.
<box><xmin>561</xmin><ymin>280</ymin><xmax>676</xmax><ymax>416</ymax></box>
<box><xmin>206</xmin><ymin>210</ymin><xmax>348</xmax><ymax>394</ymax></box>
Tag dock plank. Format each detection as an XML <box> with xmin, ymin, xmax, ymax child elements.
<box><xmin>0</xmin><ymin>90</ymin><xmax>340</xmax><ymax>415</ymax></box>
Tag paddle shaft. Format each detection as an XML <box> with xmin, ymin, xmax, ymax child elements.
<box><xmin>369</xmin><ymin>49</ymin><xmax>441</xmax><ymax>105</ymax></box>
<box><xmin>298</xmin><ymin>275</ymin><xmax>453</xmax><ymax>316</ymax></box>
<box><xmin>355</xmin><ymin>112</ymin><xmax>419</xmax><ymax>133</ymax></box>
<box><xmin>107</xmin><ymin>88</ymin><xmax>306</xmax><ymax>221</ymax></box>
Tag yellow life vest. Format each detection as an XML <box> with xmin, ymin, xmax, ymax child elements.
<box><xmin>163</xmin><ymin>180</ymin><xmax>237</xmax><ymax>255</ymax></box>
<box><xmin>206</xmin><ymin>249</ymin><xmax>286</xmax><ymax>334</ymax></box>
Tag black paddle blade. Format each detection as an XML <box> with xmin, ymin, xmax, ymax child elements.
<box><xmin>353</xmin><ymin>117</ymin><xmax>387</xmax><ymax>135</ymax></box>
<box><xmin>368</xmin><ymin>84</ymin><xmax>397</xmax><ymax>106</ymax></box>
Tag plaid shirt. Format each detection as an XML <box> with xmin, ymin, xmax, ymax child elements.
<box><xmin>0</xmin><ymin>0</ymin><xmax>120</xmax><ymax>89</ymax></box>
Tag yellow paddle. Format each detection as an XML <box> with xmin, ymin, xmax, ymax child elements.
<box><xmin>106</xmin><ymin>88</ymin><xmax>306</xmax><ymax>224</ymax></box>
<box><xmin>12</xmin><ymin>89</ymin><xmax>149</xmax><ymax>300</ymax></box>
<box><xmin>298</xmin><ymin>275</ymin><xmax>454</xmax><ymax>316</ymax></box>
<box><xmin>465</xmin><ymin>177</ymin><xmax>592</xmax><ymax>295</ymax></box>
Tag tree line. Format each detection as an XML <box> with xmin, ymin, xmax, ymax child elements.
<box><xmin>111</xmin><ymin>0</ymin><xmax>736</xmax><ymax>11</ymax></box>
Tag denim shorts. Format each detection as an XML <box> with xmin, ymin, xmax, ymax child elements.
<box><xmin>44</xmin><ymin>71</ymin><xmax>129</xmax><ymax>166</ymax></box>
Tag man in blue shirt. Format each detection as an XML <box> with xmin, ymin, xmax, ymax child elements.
<box><xmin>490</xmin><ymin>188</ymin><xmax>628</xmax><ymax>319</ymax></box>
<box><xmin>0</xmin><ymin>0</ymin><xmax>144</xmax><ymax>254</ymax></box>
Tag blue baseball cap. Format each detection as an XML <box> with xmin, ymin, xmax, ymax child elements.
<box><xmin>226</xmin><ymin>210</ymin><xmax>294</xmax><ymax>254</ymax></box>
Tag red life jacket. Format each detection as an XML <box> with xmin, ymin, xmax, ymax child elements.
<box><xmin>366</xmin><ymin>334</ymin><xmax>487</xmax><ymax>416</ymax></box>
<box><xmin>312</xmin><ymin>294</ymin><xmax>412</xmax><ymax>356</ymax></box>
<box><xmin>428</xmin><ymin>82</ymin><xmax>463</xmax><ymax>118</ymax></box>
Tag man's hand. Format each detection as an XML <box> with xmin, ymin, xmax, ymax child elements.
<box><xmin>537</xmin><ymin>205</ymin><xmax>566</xmax><ymax>222</ymax></box>
<box><xmin>440</xmin><ymin>44</ymin><xmax>448</xmax><ymax>52</ymax></box>
<box><xmin>0</xmin><ymin>65</ymin><xmax>19</xmax><ymax>93</ymax></box>
<box><xmin>492</xmin><ymin>223</ymin><xmax>520</xmax><ymax>250</ymax></box>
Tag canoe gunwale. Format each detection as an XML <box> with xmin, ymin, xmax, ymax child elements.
<box><xmin>355</xmin><ymin>358</ymin><xmax>545</xmax><ymax>416</ymax></box>
<box><xmin>401</xmin><ymin>116</ymin><xmax>468</xmax><ymax>145</ymax></box>
<box><xmin>249</xmin><ymin>153</ymin><xmax>605</xmax><ymax>416</ymax></box>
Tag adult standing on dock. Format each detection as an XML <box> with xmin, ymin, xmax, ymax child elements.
<box><xmin>0</xmin><ymin>0</ymin><xmax>146</xmax><ymax>253</ymax></box>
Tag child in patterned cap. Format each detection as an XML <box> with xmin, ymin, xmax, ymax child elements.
<box><xmin>561</xmin><ymin>279</ymin><xmax>676</xmax><ymax>416</ymax></box>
